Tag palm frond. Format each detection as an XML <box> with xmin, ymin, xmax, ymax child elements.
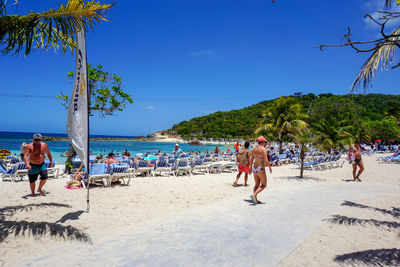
<box><xmin>352</xmin><ymin>26</ymin><xmax>400</xmax><ymax>91</ymax></box>
<box><xmin>0</xmin><ymin>0</ymin><xmax>114</xmax><ymax>56</ymax></box>
<box><xmin>27</xmin><ymin>0</ymin><xmax>115</xmax><ymax>35</ymax></box>
<box><xmin>0</xmin><ymin>0</ymin><xmax>6</xmax><ymax>16</ymax></box>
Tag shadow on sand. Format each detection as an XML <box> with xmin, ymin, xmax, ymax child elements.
<box><xmin>55</xmin><ymin>210</ymin><xmax>85</xmax><ymax>223</ymax></box>
<box><xmin>0</xmin><ymin>203</ymin><xmax>91</xmax><ymax>244</ymax></box>
<box><xmin>274</xmin><ymin>175</ymin><xmax>325</xmax><ymax>182</ymax></box>
<box><xmin>324</xmin><ymin>215</ymin><xmax>400</xmax><ymax>229</ymax></box>
<box><xmin>341</xmin><ymin>201</ymin><xmax>400</xmax><ymax>218</ymax></box>
<box><xmin>243</xmin><ymin>199</ymin><xmax>266</xmax><ymax>205</ymax></box>
<box><xmin>341</xmin><ymin>179</ymin><xmax>358</xmax><ymax>182</ymax></box>
<box><xmin>334</xmin><ymin>248</ymin><xmax>400</xmax><ymax>266</ymax></box>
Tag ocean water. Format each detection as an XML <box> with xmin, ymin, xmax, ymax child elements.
<box><xmin>0</xmin><ymin>131</ymin><xmax>226</xmax><ymax>164</ymax></box>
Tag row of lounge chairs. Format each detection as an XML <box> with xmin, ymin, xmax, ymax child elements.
<box><xmin>77</xmin><ymin>159</ymin><xmax>238</xmax><ymax>188</ymax></box>
<box><xmin>293</xmin><ymin>154</ymin><xmax>345</xmax><ymax>171</ymax></box>
<box><xmin>377</xmin><ymin>152</ymin><xmax>400</xmax><ymax>164</ymax></box>
<box><xmin>0</xmin><ymin>160</ymin><xmax>59</xmax><ymax>182</ymax></box>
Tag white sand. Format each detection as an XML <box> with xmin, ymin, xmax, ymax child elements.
<box><xmin>0</xmin><ymin>154</ymin><xmax>399</xmax><ymax>266</ymax></box>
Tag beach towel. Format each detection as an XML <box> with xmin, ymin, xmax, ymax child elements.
<box><xmin>64</xmin><ymin>185</ymin><xmax>83</xmax><ymax>190</ymax></box>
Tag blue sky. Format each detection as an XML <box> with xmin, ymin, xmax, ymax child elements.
<box><xmin>1</xmin><ymin>0</ymin><xmax>399</xmax><ymax>136</ymax></box>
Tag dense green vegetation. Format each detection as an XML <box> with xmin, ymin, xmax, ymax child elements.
<box><xmin>167</xmin><ymin>94</ymin><xmax>400</xmax><ymax>142</ymax></box>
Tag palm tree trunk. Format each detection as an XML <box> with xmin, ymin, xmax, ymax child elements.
<box><xmin>300</xmin><ymin>146</ymin><xmax>305</xmax><ymax>178</ymax></box>
<box><xmin>279</xmin><ymin>139</ymin><xmax>283</xmax><ymax>154</ymax></box>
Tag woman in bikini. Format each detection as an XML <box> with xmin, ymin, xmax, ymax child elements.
<box><xmin>349</xmin><ymin>141</ymin><xmax>364</xmax><ymax>182</ymax></box>
<box><xmin>249</xmin><ymin>136</ymin><xmax>272</xmax><ymax>204</ymax></box>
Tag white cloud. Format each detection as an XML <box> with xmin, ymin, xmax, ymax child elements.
<box><xmin>190</xmin><ymin>49</ymin><xmax>216</xmax><ymax>56</ymax></box>
<box><xmin>145</xmin><ymin>106</ymin><xmax>155</xmax><ymax>110</ymax></box>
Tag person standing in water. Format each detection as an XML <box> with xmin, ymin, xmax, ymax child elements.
<box><xmin>249</xmin><ymin>136</ymin><xmax>272</xmax><ymax>204</ymax></box>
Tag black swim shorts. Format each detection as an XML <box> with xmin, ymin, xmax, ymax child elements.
<box><xmin>28</xmin><ymin>163</ymin><xmax>48</xmax><ymax>183</ymax></box>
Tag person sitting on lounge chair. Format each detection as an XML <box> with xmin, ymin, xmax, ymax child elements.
<box><xmin>94</xmin><ymin>154</ymin><xmax>103</xmax><ymax>163</ymax></box>
<box><xmin>104</xmin><ymin>152</ymin><xmax>119</xmax><ymax>165</ymax></box>
<box><xmin>67</xmin><ymin>163</ymin><xmax>86</xmax><ymax>188</ymax></box>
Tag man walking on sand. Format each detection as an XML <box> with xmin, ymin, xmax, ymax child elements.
<box><xmin>349</xmin><ymin>141</ymin><xmax>364</xmax><ymax>182</ymax></box>
<box><xmin>24</xmin><ymin>133</ymin><xmax>53</xmax><ymax>197</ymax></box>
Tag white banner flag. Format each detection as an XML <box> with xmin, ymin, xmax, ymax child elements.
<box><xmin>66</xmin><ymin>30</ymin><xmax>89</xmax><ymax>170</ymax></box>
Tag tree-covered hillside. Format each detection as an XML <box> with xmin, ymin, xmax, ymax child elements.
<box><xmin>167</xmin><ymin>94</ymin><xmax>400</xmax><ymax>140</ymax></box>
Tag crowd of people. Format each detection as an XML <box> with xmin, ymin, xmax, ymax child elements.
<box><xmin>18</xmin><ymin>133</ymin><xmax>395</xmax><ymax>204</ymax></box>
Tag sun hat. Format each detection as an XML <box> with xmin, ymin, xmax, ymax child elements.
<box><xmin>33</xmin><ymin>133</ymin><xmax>42</xmax><ymax>140</ymax></box>
<box><xmin>257</xmin><ymin>136</ymin><xmax>266</xmax><ymax>143</ymax></box>
<box><xmin>96</xmin><ymin>154</ymin><xmax>102</xmax><ymax>158</ymax></box>
<box><xmin>175</xmin><ymin>143</ymin><xmax>179</xmax><ymax>147</ymax></box>
<box><xmin>22</xmin><ymin>142</ymin><xmax>27</xmax><ymax>146</ymax></box>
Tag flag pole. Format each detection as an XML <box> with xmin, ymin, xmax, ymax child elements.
<box><xmin>85</xmin><ymin>29</ymin><xmax>90</xmax><ymax>213</ymax></box>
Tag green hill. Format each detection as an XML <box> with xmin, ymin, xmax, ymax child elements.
<box><xmin>167</xmin><ymin>93</ymin><xmax>400</xmax><ymax>139</ymax></box>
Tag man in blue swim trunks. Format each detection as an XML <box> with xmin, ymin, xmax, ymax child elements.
<box><xmin>24</xmin><ymin>133</ymin><xmax>53</xmax><ymax>197</ymax></box>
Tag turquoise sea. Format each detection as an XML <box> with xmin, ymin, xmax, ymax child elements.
<box><xmin>0</xmin><ymin>131</ymin><xmax>225</xmax><ymax>164</ymax></box>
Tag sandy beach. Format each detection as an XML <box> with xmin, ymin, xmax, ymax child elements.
<box><xmin>0</xmin><ymin>154</ymin><xmax>399</xmax><ymax>266</ymax></box>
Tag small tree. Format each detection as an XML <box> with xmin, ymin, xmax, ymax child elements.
<box><xmin>256</xmin><ymin>96</ymin><xmax>308</xmax><ymax>153</ymax></box>
<box><xmin>58</xmin><ymin>64</ymin><xmax>133</xmax><ymax>173</ymax></box>
<box><xmin>312</xmin><ymin>119</ymin><xmax>354</xmax><ymax>154</ymax></box>
<box><xmin>290</xmin><ymin>129</ymin><xmax>313</xmax><ymax>178</ymax></box>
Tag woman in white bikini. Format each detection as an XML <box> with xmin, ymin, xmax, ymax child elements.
<box><xmin>249</xmin><ymin>136</ymin><xmax>272</xmax><ymax>204</ymax></box>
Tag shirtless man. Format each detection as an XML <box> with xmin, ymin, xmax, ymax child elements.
<box><xmin>24</xmin><ymin>133</ymin><xmax>53</xmax><ymax>196</ymax></box>
<box><xmin>249</xmin><ymin>136</ymin><xmax>272</xmax><ymax>204</ymax></box>
<box><xmin>104</xmin><ymin>152</ymin><xmax>119</xmax><ymax>165</ymax></box>
<box><xmin>349</xmin><ymin>141</ymin><xmax>364</xmax><ymax>182</ymax></box>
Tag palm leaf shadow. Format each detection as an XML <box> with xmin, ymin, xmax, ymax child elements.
<box><xmin>0</xmin><ymin>202</ymin><xmax>91</xmax><ymax>244</ymax></box>
<box><xmin>342</xmin><ymin>201</ymin><xmax>400</xmax><ymax>218</ymax></box>
<box><xmin>334</xmin><ymin>248</ymin><xmax>400</xmax><ymax>266</ymax></box>
<box><xmin>324</xmin><ymin>215</ymin><xmax>400</xmax><ymax>229</ymax></box>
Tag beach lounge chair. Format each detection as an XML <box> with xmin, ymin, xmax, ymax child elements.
<box><xmin>222</xmin><ymin>162</ymin><xmax>237</xmax><ymax>173</ymax></box>
<box><xmin>109</xmin><ymin>163</ymin><xmax>131</xmax><ymax>186</ymax></box>
<box><xmin>175</xmin><ymin>159</ymin><xmax>191</xmax><ymax>176</ymax></box>
<box><xmin>212</xmin><ymin>153</ymin><xmax>220</xmax><ymax>162</ymax></box>
<box><xmin>208</xmin><ymin>162</ymin><xmax>223</xmax><ymax>174</ymax></box>
<box><xmin>71</xmin><ymin>159</ymin><xmax>82</xmax><ymax>173</ymax></box>
<box><xmin>135</xmin><ymin>160</ymin><xmax>153</xmax><ymax>176</ymax></box>
<box><xmin>153</xmin><ymin>159</ymin><xmax>173</xmax><ymax>176</ymax></box>
<box><xmin>84</xmin><ymin>163</ymin><xmax>110</xmax><ymax>187</ymax></box>
<box><xmin>45</xmin><ymin>160</ymin><xmax>60</xmax><ymax>179</ymax></box>
<box><xmin>167</xmin><ymin>158</ymin><xmax>176</xmax><ymax>169</ymax></box>
<box><xmin>191</xmin><ymin>158</ymin><xmax>208</xmax><ymax>174</ymax></box>
<box><xmin>1</xmin><ymin>162</ymin><xmax>27</xmax><ymax>182</ymax></box>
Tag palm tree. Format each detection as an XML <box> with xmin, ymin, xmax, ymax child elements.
<box><xmin>0</xmin><ymin>0</ymin><xmax>113</xmax><ymax>56</ymax></box>
<box><xmin>312</xmin><ymin>119</ymin><xmax>354</xmax><ymax>153</ymax></box>
<box><xmin>256</xmin><ymin>96</ymin><xmax>308</xmax><ymax>153</ymax></box>
<box><xmin>290</xmin><ymin>129</ymin><xmax>313</xmax><ymax>178</ymax></box>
